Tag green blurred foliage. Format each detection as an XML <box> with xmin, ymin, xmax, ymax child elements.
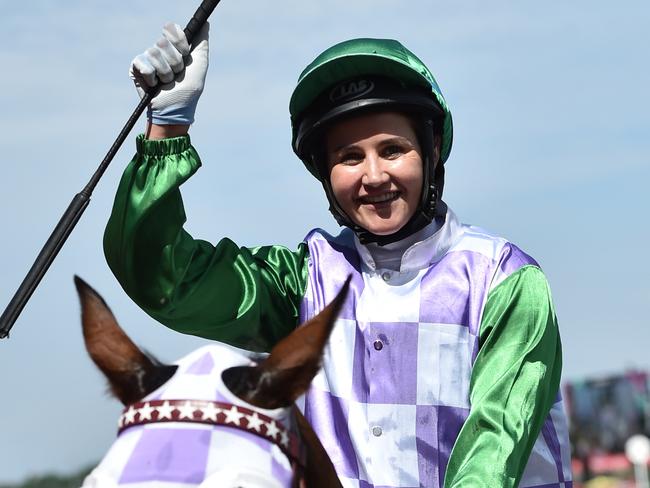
<box><xmin>0</xmin><ymin>465</ymin><xmax>94</xmax><ymax>488</ymax></box>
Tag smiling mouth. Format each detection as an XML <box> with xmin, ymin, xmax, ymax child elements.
<box><xmin>359</xmin><ymin>191</ymin><xmax>400</xmax><ymax>205</ymax></box>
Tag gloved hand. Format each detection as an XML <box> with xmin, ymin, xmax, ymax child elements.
<box><xmin>130</xmin><ymin>22</ymin><xmax>209</xmax><ymax>125</ymax></box>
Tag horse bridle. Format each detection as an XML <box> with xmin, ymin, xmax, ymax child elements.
<box><xmin>118</xmin><ymin>399</ymin><xmax>307</xmax><ymax>487</ymax></box>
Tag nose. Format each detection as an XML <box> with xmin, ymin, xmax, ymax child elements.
<box><xmin>361</xmin><ymin>154</ymin><xmax>389</xmax><ymax>187</ymax></box>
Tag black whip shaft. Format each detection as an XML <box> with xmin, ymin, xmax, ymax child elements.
<box><xmin>0</xmin><ymin>0</ymin><xmax>222</xmax><ymax>339</ymax></box>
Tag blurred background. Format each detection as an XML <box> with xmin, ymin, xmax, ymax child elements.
<box><xmin>1</xmin><ymin>0</ymin><xmax>648</xmax><ymax>486</ymax></box>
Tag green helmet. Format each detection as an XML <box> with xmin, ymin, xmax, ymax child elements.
<box><xmin>290</xmin><ymin>38</ymin><xmax>454</xmax><ymax>244</ymax></box>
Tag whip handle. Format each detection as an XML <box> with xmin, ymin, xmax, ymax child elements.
<box><xmin>184</xmin><ymin>0</ymin><xmax>222</xmax><ymax>42</ymax></box>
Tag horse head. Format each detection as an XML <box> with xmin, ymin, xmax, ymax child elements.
<box><xmin>75</xmin><ymin>276</ymin><xmax>348</xmax><ymax>488</ymax></box>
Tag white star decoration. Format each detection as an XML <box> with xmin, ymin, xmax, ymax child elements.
<box><xmin>265</xmin><ymin>420</ymin><xmax>280</xmax><ymax>439</ymax></box>
<box><xmin>279</xmin><ymin>430</ymin><xmax>290</xmax><ymax>448</ymax></box>
<box><xmin>138</xmin><ymin>402</ymin><xmax>155</xmax><ymax>420</ymax></box>
<box><xmin>246</xmin><ymin>412</ymin><xmax>264</xmax><ymax>432</ymax></box>
<box><xmin>157</xmin><ymin>401</ymin><xmax>174</xmax><ymax>420</ymax></box>
<box><xmin>201</xmin><ymin>403</ymin><xmax>221</xmax><ymax>421</ymax></box>
<box><xmin>124</xmin><ymin>406</ymin><xmax>138</xmax><ymax>424</ymax></box>
<box><xmin>224</xmin><ymin>406</ymin><xmax>245</xmax><ymax>425</ymax></box>
<box><xmin>177</xmin><ymin>401</ymin><xmax>196</xmax><ymax>419</ymax></box>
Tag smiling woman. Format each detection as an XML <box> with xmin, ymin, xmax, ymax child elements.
<box><xmin>102</xmin><ymin>25</ymin><xmax>572</xmax><ymax>488</ymax></box>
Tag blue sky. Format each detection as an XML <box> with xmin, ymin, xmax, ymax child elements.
<box><xmin>1</xmin><ymin>0</ymin><xmax>648</xmax><ymax>482</ymax></box>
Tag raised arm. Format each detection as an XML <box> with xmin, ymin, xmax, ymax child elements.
<box><xmin>104</xmin><ymin>24</ymin><xmax>309</xmax><ymax>352</ymax></box>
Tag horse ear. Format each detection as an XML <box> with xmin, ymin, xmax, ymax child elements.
<box><xmin>74</xmin><ymin>276</ymin><xmax>176</xmax><ymax>405</ymax></box>
<box><xmin>226</xmin><ymin>277</ymin><xmax>350</xmax><ymax>410</ymax></box>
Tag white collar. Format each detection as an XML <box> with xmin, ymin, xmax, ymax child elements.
<box><xmin>353</xmin><ymin>206</ymin><xmax>463</xmax><ymax>273</ymax></box>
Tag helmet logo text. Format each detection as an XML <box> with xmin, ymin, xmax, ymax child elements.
<box><xmin>329</xmin><ymin>79</ymin><xmax>375</xmax><ymax>103</ymax></box>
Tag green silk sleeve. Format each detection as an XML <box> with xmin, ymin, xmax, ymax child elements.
<box><xmin>103</xmin><ymin>134</ymin><xmax>309</xmax><ymax>352</ymax></box>
<box><xmin>444</xmin><ymin>265</ymin><xmax>562</xmax><ymax>487</ymax></box>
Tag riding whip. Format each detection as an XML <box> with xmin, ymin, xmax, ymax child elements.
<box><xmin>0</xmin><ymin>0</ymin><xmax>223</xmax><ymax>339</ymax></box>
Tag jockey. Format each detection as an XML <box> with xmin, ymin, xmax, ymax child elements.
<box><xmin>104</xmin><ymin>22</ymin><xmax>572</xmax><ymax>488</ymax></box>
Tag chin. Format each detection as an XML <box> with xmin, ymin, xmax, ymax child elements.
<box><xmin>367</xmin><ymin>227</ymin><xmax>401</xmax><ymax>236</ymax></box>
<box><xmin>359</xmin><ymin>219</ymin><xmax>408</xmax><ymax>237</ymax></box>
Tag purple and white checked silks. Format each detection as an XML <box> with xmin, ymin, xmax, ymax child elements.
<box><xmin>82</xmin><ymin>345</ymin><xmax>294</xmax><ymax>488</ymax></box>
<box><xmin>297</xmin><ymin>208</ymin><xmax>572</xmax><ymax>488</ymax></box>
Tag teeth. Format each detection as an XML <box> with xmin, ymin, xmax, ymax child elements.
<box><xmin>363</xmin><ymin>192</ymin><xmax>398</xmax><ymax>204</ymax></box>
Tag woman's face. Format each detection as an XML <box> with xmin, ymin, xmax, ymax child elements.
<box><xmin>326</xmin><ymin>112</ymin><xmax>423</xmax><ymax>236</ymax></box>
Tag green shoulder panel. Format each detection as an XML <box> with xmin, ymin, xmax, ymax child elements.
<box><xmin>104</xmin><ymin>134</ymin><xmax>310</xmax><ymax>352</ymax></box>
<box><xmin>444</xmin><ymin>265</ymin><xmax>562</xmax><ymax>487</ymax></box>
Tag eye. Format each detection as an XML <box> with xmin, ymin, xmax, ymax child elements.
<box><xmin>382</xmin><ymin>144</ymin><xmax>405</xmax><ymax>159</ymax></box>
<box><xmin>338</xmin><ymin>151</ymin><xmax>364</xmax><ymax>165</ymax></box>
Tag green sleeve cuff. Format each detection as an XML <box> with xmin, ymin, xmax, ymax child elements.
<box><xmin>136</xmin><ymin>133</ymin><xmax>193</xmax><ymax>156</ymax></box>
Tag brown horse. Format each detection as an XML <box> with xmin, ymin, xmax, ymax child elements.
<box><xmin>75</xmin><ymin>275</ymin><xmax>347</xmax><ymax>488</ymax></box>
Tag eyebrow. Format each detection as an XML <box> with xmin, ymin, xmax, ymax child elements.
<box><xmin>330</xmin><ymin>136</ymin><xmax>414</xmax><ymax>155</ymax></box>
<box><xmin>380</xmin><ymin>136</ymin><xmax>414</xmax><ymax>148</ymax></box>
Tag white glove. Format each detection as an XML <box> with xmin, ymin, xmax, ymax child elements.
<box><xmin>130</xmin><ymin>22</ymin><xmax>209</xmax><ymax>125</ymax></box>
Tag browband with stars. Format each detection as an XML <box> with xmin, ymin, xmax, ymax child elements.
<box><xmin>117</xmin><ymin>399</ymin><xmax>305</xmax><ymax>467</ymax></box>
